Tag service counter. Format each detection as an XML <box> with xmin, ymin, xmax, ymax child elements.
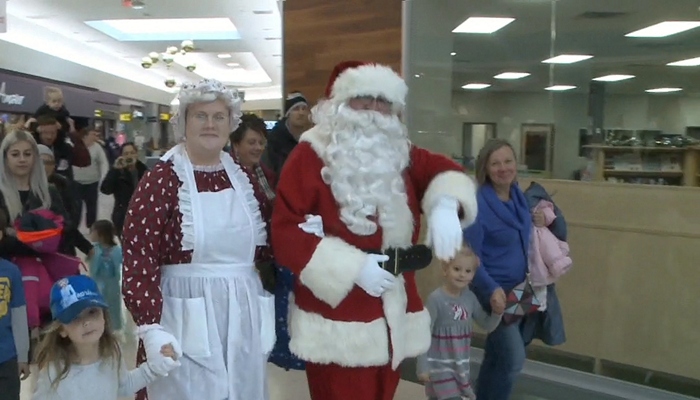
<box><xmin>415</xmin><ymin>179</ymin><xmax>700</xmax><ymax>381</ymax></box>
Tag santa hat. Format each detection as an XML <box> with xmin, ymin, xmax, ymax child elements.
<box><xmin>324</xmin><ymin>61</ymin><xmax>408</xmax><ymax>107</ymax></box>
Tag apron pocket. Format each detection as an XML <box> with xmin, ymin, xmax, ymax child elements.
<box><xmin>161</xmin><ymin>295</ymin><xmax>212</xmax><ymax>358</ymax></box>
<box><xmin>259</xmin><ymin>292</ymin><xmax>276</xmax><ymax>354</ymax></box>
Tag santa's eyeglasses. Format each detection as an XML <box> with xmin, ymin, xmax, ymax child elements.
<box><xmin>348</xmin><ymin>96</ymin><xmax>393</xmax><ymax>114</ymax></box>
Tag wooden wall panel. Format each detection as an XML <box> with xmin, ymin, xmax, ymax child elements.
<box><xmin>283</xmin><ymin>0</ymin><xmax>402</xmax><ymax>104</ymax></box>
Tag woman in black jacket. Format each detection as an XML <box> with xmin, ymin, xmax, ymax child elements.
<box><xmin>0</xmin><ymin>130</ymin><xmax>71</xmax><ymax>259</ymax></box>
<box><xmin>100</xmin><ymin>142</ymin><xmax>147</xmax><ymax>236</ymax></box>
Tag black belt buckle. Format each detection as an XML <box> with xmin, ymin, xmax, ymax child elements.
<box><xmin>381</xmin><ymin>248</ymin><xmax>400</xmax><ymax>276</ymax></box>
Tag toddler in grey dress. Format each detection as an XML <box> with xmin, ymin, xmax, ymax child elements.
<box><xmin>417</xmin><ymin>246</ymin><xmax>502</xmax><ymax>400</ymax></box>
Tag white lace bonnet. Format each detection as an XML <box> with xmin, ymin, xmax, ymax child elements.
<box><xmin>170</xmin><ymin>79</ymin><xmax>243</xmax><ymax>141</ymax></box>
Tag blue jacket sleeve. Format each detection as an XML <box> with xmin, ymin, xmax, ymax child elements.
<box><xmin>463</xmin><ymin>221</ymin><xmax>499</xmax><ymax>302</ymax></box>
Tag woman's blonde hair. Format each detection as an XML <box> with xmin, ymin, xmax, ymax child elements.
<box><xmin>474</xmin><ymin>138</ymin><xmax>517</xmax><ymax>186</ymax></box>
<box><xmin>35</xmin><ymin>310</ymin><xmax>122</xmax><ymax>389</ymax></box>
<box><xmin>0</xmin><ymin>130</ymin><xmax>51</xmax><ymax>219</ymax></box>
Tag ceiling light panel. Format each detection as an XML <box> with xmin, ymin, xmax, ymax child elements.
<box><xmin>545</xmin><ymin>85</ymin><xmax>577</xmax><ymax>91</ymax></box>
<box><xmin>646</xmin><ymin>87</ymin><xmax>683</xmax><ymax>93</ymax></box>
<box><xmin>217</xmin><ymin>54</ymin><xmax>232</xmax><ymax>59</ymax></box>
<box><xmin>84</xmin><ymin>18</ymin><xmax>241</xmax><ymax>41</ymax></box>
<box><xmin>494</xmin><ymin>72</ymin><xmax>530</xmax><ymax>80</ymax></box>
<box><xmin>462</xmin><ymin>83</ymin><xmax>491</xmax><ymax>90</ymax></box>
<box><xmin>453</xmin><ymin>17</ymin><xmax>515</xmax><ymax>34</ymax></box>
<box><xmin>626</xmin><ymin>21</ymin><xmax>700</xmax><ymax>38</ymax></box>
<box><xmin>593</xmin><ymin>74</ymin><xmax>635</xmax><ymax>82</ymax></box>
<box><xmin>542</xmin><ymin>55</ymin><xmax>593</xmax><ymax>64</ymax></box>
<box><xmin>667</xmin><ymin>57</ymin><xmax>700</xmax><ymax>66</ymax></box>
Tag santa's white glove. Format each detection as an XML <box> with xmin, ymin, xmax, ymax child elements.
<box><xmin>355</xmin><ymin>254</ymin><xmax>395</xmax><ymax>297</ymax></box>
<box><xmin>426</xmin><ymin>196</ymin><xmax>462</xmax><ymax>261</ymax></box>
<box><xmin>298</xmin><ymin>214</ymin><xmax>325</xmax><ymax>238</ymax></box>
<box><xmin>139</xmin><ymin>326</ymin><xmax>182</xmax><ymax>377</ymax></box>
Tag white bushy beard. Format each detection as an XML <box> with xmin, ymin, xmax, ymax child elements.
<box><xmin>312</xmin><ymin>101</ymin><xmax>412</xmax><ymax>237</ymax></box>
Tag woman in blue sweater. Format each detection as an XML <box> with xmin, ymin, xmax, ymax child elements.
<box><xmin>463</xmin><ymin>139</ymin><xmax>545</xmax><ymax>400</ymax></box>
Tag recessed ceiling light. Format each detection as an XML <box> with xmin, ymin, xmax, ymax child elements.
<box><xmin>542</xmin><ymin>55</ymin><xmax>593</xmax><ymax>64</ymax></box>
<box><xmin>494</xmin><ymin>72</ymin><xmax>530</xmax><ymax>80</ymax></box>
<box><xmin>646</xmin><ymin>87</ymin><xmax>683</xmax><ymax>93</ymax></box>
<box><xmin>452</xmin><ymin>17</ymin><xmax>515</xmax><ymax>34</ymax></box>
<box><xmin>593</xmin><ymin>74</ymin><xmax>635</xmax><ymax>82</ymax></box>
<box><xmin>451</xmin><ymin>52</ymin><xmax>457</xmax><ymax>56</ymax></box>
<box><xmin>545</xmin><ymin>85</ymin><xmax>577</xmax><ymax>91</ymax></box>
<box><xmin>217</xmin><ymin>54</ymin><xmax>232</xmax><ymax>59</ymax></box>
<box><xmin>84</xmin><ymin>18</ymin><xmax>240</xmax><ymax>41</ymax></box>
<box><xmin>626</xmin><ymin>21</ymin><xmax>700</xmax><ymax>38</ymax></box>
<box><xmin>227</xmin><ymin>62</ymin><xmax>240</xmax><ymax>67</ymax></box>
<box><xmin>667</xmin><ymin>56</ymin><xmax>700</xmax><ymax>66</ymax></box>
<box><xmin>462</xmin><ymin>83</ymin><xmax>491</xmax><ymax>90</ymax></box>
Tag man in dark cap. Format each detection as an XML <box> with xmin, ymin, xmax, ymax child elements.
<box><xmin>261</xmin><ymin>91</ymin><xmax>311</xmax><ymax>175</ymax></box>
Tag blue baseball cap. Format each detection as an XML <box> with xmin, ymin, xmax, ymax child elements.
<box><xmin>50</xmin><ymin>275</ymin><xmax>108</xmax><ymax>324</ymax></box>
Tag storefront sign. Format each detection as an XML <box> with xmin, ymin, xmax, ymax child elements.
<box><xmin>0</xmin><ymin>82</ymin><xmax>25</xmax><ymax>106</ymax></box>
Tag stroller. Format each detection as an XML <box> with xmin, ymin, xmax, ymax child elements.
<box><xmin>12</xmin><ymin>209</ymin><xmax>82</xmax><ymax>328</ymax></box>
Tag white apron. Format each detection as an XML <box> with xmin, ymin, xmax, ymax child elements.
<box><xmin>147</xmin><ymin>147</ymin><xmax>275</xmax><ymax>400</ymax></box>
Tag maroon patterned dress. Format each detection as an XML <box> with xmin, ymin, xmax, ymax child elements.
<box><xmin>121</xmin><ymin>160</ymin><xmax>269</xmax><ymax>400</ymax></box>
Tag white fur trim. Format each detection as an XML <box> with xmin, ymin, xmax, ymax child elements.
<box><xmin>403</xmin><ymin>309</ymin><xmax>432</xmax><ymax>358</ymax></box>
<box><xmin>299</xmin><ymin>126</ymin><xmax>330</xmax><ymax>158</ymax></box>
<box><xmin>331</xmin><ymin>64</ymin><xmax>408</xmax><ymax>106</ymax></box>
<box><xmin>422</xmin><ymin>171</ymin><xmax>478</xmax><ymax>228</ymax></box>
<box><xmin>289</xmin><ymin>278</ymin><xmax>431</xmax><ymax>369</ymax></box>
<box><xmin>299</xmin><ymin>237</ymin><xmax>367</xmax><ymax>308</ymax></box>
<box><xmin>289</xmin><ymin>304</ymin><xmax>390</xmax><ymax>367</ymax></box>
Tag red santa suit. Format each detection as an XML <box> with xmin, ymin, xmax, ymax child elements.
<box><xmin>271</xmin><ymin>61</ymin><xmax>478</xmax><ymax>400</ymax></box>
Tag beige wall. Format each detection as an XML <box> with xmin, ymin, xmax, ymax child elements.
<box><xmin>415</xmin><ymin>179</ymin><xmax>700</xmax><ymax>380</ymax></box>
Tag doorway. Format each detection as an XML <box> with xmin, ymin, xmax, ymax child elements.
<box><xmin>460</xmin><ymin>123</ymin><xmax>496</xmax><ymax>169</ymax></box>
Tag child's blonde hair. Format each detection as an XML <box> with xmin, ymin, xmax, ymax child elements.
<box><xmin>34</xmin><ymin>310</ymin><xmax>122</xmax><ymax>389</ymax></box>
<box><xmin>44</xmin><ymin>86</ymin><xmax>63</xmax><ymax>102</ymax></box>
<box><xmin>442</xmin><ymin>244</ymin><xmax>479</xmax><ymax>269</ymax></box>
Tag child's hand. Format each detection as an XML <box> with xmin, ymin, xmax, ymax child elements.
<box><xmin>18</xmin><ymin>362</ymin><xmax>30</xmax><ymax>380</ymax></box>
<box><xmin>417</xmin><ymin>372</ymin><xmax>430</xmax><ymax>383</ymax></box>
<box><xmin>160</xmin><ymin>344</ymin><xmax>177</xmax><ymax>361</ymax></box>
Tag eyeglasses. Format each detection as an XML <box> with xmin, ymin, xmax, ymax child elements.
<box><xmin>191</xmin><ymin>112</ymin><xmax>229</xmax><ymax>125</ymax></box>
<box><xmin>349</xmin><ymin>96</ymin><xmax>393</xmax><ymax>113</ymax></box>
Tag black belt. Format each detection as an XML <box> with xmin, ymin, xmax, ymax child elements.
<box><xmin>368</xmin><ymin>245</ymin><xmax>434</xmax><ymax>276</ymax></box>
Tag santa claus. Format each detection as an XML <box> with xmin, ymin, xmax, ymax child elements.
<box><xmin>271</xmin><ymin>61</ymin><xmax>478</xmax><ymax>400</ymax></box>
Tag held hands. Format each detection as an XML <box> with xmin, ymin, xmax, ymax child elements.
<box><xmin>140</xmin><ymin>327</ymin><xmax>182</xmax><ymax>377</ymax></box>
<box><xmin>355</xmin><ymin>254</ymin><xmax>395</xmax><ymax>297</ymax></box>
<box><xmin>18</xmin><ymin>362</ymin><xmax>30</xmax><ymax>380</ymax></box>
<box><xmin>417</xmin><ymin>373</ymin><xmax>430</xmax><ymax>383</ymax></box>
<box><xmin>159</xmin><ymin>344</ymin><xmax>178</xmax><ymax>360</ymax></box>
<box><xmin>490</xmin><ymin>288</ymin><xmax>507</xmax><ymax>315</ymax></box>
<box><xmin>426</xmin><ymin>196</ymin><xmax>462</xmax><ymax>261</ymax></box>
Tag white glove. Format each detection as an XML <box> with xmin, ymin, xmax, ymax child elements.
<box><xmin>298</xmin><ymin>214</ymin><xmax>325</xmax><ymax>238</ymax></box>
<box><xmin>426</xmin><ymin>196</ymin><xmax>462</xmax><ymax>261</ymax></box>
<box><xmin>354</xmin><ymin>254</ymin><xmax>395</xmax><ymax>297</ymax></box>
<box><xmin>140</xmin><ymin>327</ymin><xmax>182</xmax><ymax>377</ymax></box>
